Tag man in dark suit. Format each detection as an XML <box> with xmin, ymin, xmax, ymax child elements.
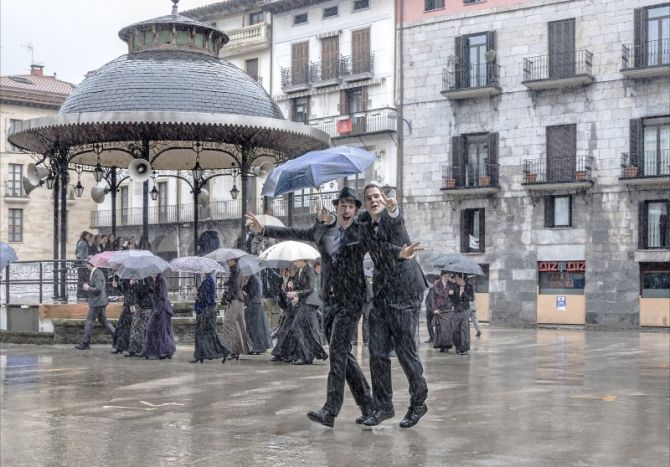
<box><xmin>246</xmin><ymin>187</ymin><xmax>420</xmax><ymax>428</ymax></box>
<box><xmin>358</xmin><ymin>183</ymin><xmax>429</xmax><ymax>428</ymax></box>
<box><xmin>75</xmin><ymin>257</ymin><xmax>115</xmax><ymax>350</ymax></box>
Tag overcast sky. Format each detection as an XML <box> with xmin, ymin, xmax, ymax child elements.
<box><xmin>1</xmin><ymin>0</ymin><xmax>217</xmax><ymax>85</ymax></box>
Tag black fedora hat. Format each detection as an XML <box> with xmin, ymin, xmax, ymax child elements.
<box><xmin>332</xmin><ymin>186</ymin><xmax>362</xmax><ymax>208</ymax></box>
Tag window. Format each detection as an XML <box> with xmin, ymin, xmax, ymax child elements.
<box><xmin>453</xmin><ymin>32</ymin><xmax>496</xmax><ymax>89</ymax></box>
<box><xmin>158</xmin><ymin>182</ymin><xmax>168</xmax><ymax>223</ymax></box>
<box><xmin>640</xmin><ymin>262</ymin><xmax>670</xmax><ymax>298</ymax></box>
<box><xmin>246</xmin><ymin>58</ymin><xmax>259</xmax><ymax>82</ymax></box>
<box><xmin>539</xmin><ymin>269</ymin><xmax>585</xmax><ymax>295</ymax></box>
<box><xmin>548</xmin><ymin>18</ymin><xmax>576</xmax><ymax>79</ymax></box>
<box><xmin>8</xmin><ymin>208</ymin><xmax>23</xmax><ymax>242</ymax></box>
<box><xmin>7</xmin><ymin>119</ymin><xmax>22</xmax><ymax>152</ymax></box>
<box><xmin>425</xmin><ymin>0</ymin><xmax>445</xmax><ymax>11</ymax></box>
<box><xmin>451</xmin><ymin>133</ymin><xmax>498</xmax><ymax>187</ymax></box>
<box><xmin>631</xmin><ymin>116</ymin><xmax>670</xmax><ymax>176</ymax></box>
<box><xmin>323</xmin><ymin>6</ymin><xmax>338</xmax><ymax>18</ymax></box>
<box><xmin>120</xmin><ymin>185</ymin><xmax>129</xmax><ymax>225</ymax></box>
<box><xmin>320</xmin><ymin>35</ymin><xmax>340</xmax><ymax>80</ymax></box>
<box><xmin>639</xmin><ymin>200</ymin><xmax>669</xmax><ymax>249</ymax></box>
<box><xmin>464</xmin><ymin>0</ymin><xmax>484</xmax><ymax>3</ymax></box>
<box><xmin>351</xmin><ymin>28</ymin><xmax>371</xmax><ymax>74</ymax></box>
<box><xmin>546</xmin><ymin>124</ymin><xmax>577</xmax><ymax>183</ymax></box>
<box><xmin>248</xmin><ymin>11</ymin><xmax>263</xmax><ymax>25</ymax></box>
<box><xmin>353</xmin><ymin>0</ymin><xmax>370</xmax><ymax>11</ymax></box>
<box><xmin>293</xmin><ymin>13</ymin><xmax>308</xmax><ymax>25</ymax></box>
<box><xmin>291</xmin><ymin>42</ymin><xmax>309</xmax><ymax>85</ymax></box>
<box><xmin>545</xmin><ymin>195</ymin><xmax>572</xmax><ymax>228</ymax></box>
<box><xmin>340</xmin><ymin>87</ymin><xmax>367</xmax><ymax>134</ymax></box>
<box><xmin>461</xmin><ymin>208</ymin><xmax>485</xmax><ymax>253</ymax></box>
<box><xmin>290</xmin><ymin>97</ymin><xmax>310</xmax><ymax>124</ymax></box>
<box><xmin>7</xmin><ymin>163</ymin><xmax>22</xmax><ymax>197</ymax></box>
<box><xmin>639</xmin><ymin>4</ymin><xmax>670</xmax><ymax>67</ymax></box>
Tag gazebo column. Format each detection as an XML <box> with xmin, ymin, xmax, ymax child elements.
<box><xmin>193</xmin><ymin>187</ymin><xmax>200</xmax><ymax>255</ymax></box>
<box><xmin>58</xmin><ymin>150</ymin><xmax>69</xmax><ymax>302</ymax></box>
<box><xmin>52</xmin><ymin>162</ymin><xmax>60</xmax><ymax>301</ymax></box>
<box><xmin>240</xmin><ymin>147</ymin><xmax>252</xmax><ymax>244</ymax></box>
<box><xmin>141</xmin><ymin>138</ymin><xmax>150</xmax><ymax>249</ymax></box>
<box><xmin>110</xmin><ymin>168</ymin><xmax>117</xmax><ymax>238</ymax></box>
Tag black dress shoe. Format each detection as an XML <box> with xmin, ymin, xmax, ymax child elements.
<box><xmin>74</xmin><ymin>344</ymin><xmax>90</xmax><ymax>351</ymax></box>
<box><xmin>307</xmin><ymin>409</ymin><xmax>335</xmax><ymax>427</ymax></box>
<box><xmin>190</xmin><ymin>358</ymin><xmax>204</xmax><ymax>363</ymax></box>
<box><xmin>270</xmin><ymin>356</ymin><xmax>282</xmax><ymax>362</ymax></box>
<box><xmin>399</xmin><ymin>403</ymin><xmax>428</xmax><ymax>429</ymax></box>
<box><xmin>363</xmin><ymin>409</ymin><xmax>395</xmax><ymax>426</ymax></box>
<box><xmin>110</xmin><ymin>349</ymin><xmax>122</xmax><ymax>354</ymax></box>
<box><xmin>355</xmin><ymin>404</ymin><xmax>375</xmax><ymax>424</ymax></box>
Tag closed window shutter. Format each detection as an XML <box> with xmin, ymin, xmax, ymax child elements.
<box><xmin>488</xmin><ymin>132</ymin><xmax>499</xmax><ymax>184</ymax></box>
<box><xmin>639</xmin><ymin>201</ymin><xmax>648</xmax><ymax>249</ymax></box>
<box><xmin>568</xmin><ymin>195</ymin><xmax>573</xmax><ymax>227</ymax></box>
<box><xmin>339</xmin><ymin>90</ymin><xmax>348</xmax><ymax>115</ymax></box>
<box><xmin>451</xmin><ymin>136</ymin><xmax>461</xmax><ymax>181</ymax></box>
<box><xmin>460</xmin><ymin>210</ymin><xmax>468</xmax><ymax>252</ymax></box>
<box><xmin>633</xmin><ymin>8</ymin><xmax>646</xmax><ymax>67</ymax></box>
<box><xmin>629</xmin><ymin>119</ymin><xmax>643</xmax><ymax>168</ymax></box>
<box><xmin>663</xmin><ymin>200</ymin><xmax>670</xmax><ymax>248</ymax></box>
<box><xmin>479</xmin><ymin>209</ymin><xmax>486</xmax><ymax>252</ymax></box>
<box><xmin>486</xmin><ymin>31</ymin><xmax>496</xmax><ymax>55</ymax></box>
<box><xmin>545</xmin><ymin>196</ymin><xmax>554</xmax><ymax>227</ymax></box>
<box><xmin>454</xmin><ymin>35</ymin><xmax>463</xmax><ymax>88</ymax></box>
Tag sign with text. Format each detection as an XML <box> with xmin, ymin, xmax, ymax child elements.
<box><xmin>556</xmin><ymin>295</ymin><xmax>567</xmax><ymax>311</ymax></box>
<box><xmin>538</xmin><ymin>261</ymin><xmax>586</xmax><ymax>272</ymax></box>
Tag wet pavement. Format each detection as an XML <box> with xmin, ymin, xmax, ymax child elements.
<box><xmin>1</xmin><ymin>327</ymin><xmax>668</xmax><ymax>466</ymax></box>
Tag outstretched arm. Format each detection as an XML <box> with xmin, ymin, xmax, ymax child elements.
<box><xmin>246</xmin><ymin>211</ymin><xmax>319</xmax><ymax>242</ymax></box>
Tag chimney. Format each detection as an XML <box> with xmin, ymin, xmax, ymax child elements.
<box><xmin>30</xmin><ymin>64</ymin><xmax>44</xmax><ymax>76</ymax></box>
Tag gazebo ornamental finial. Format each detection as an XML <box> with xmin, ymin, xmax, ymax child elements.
<box><xmin>171</xmin><ymin>0</ymin><xmax>179</xmax><ymax>16</ymax></box>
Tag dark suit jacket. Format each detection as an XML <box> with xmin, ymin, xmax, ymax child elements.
<box><xmin>292</xmin><ymin>265</ymin><xmax>320</xmax><ymax>306</ymax></box>
<box><xmin>358</xmin><ymin>210</ymin><xmax>428</xmax><ymax>301</ymax></box>
<box><xmin>264</xmin><ymin>221</ymin><xmax>400</xmax><ymax>310</ymax></box>
<box><xmin>87</xmin><ymin>268</ymin><xmax>108</xmax><ymax>307</ymax></box>
<box><xmin>243</xmin><ymin>274</ymin><xmax>264</xmax><ymax>305</ymax></box>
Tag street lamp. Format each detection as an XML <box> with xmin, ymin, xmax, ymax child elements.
<box><xmin>150</xmin><ymin>184</ymin><xmax>159</xmax><ymax>201</ymax></box>
<box><xmin>45</xmin><ymin>173</ymin><xmax>54</xmax><ymax>190</ymax></box>
<box><xmin>192</xmin><ymin>160</ymin><xmax>203</xmax><ymax>182</ymax></box>
<box><xmin>73</xmin><ymin>180</ymin><xmax>84</xmax><ymax>197</ymax></box>
<box><xmin>230</xmin><ymin>183</ymin><xmax>239</xmax><ymax>200</ymax></box>
<box><xmin>94</xmin><ymin>163</ymin><xmax>104</xmax><ymax>183</ymax></box>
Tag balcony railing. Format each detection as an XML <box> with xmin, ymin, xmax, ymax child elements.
<box><xmin>281</xmin><ymin>64</ymin><xmax>310</xmax><ymax>90</ymax></box>
<box><xmin>443</xmin><ymin>63</ymin><xmax>501</xmax><ymax>92</ymax></box>
<box><xmin>622</xmin><ymin>39</ymin><xmax>670</xmax><ymax>71</ymax></box>
<box><xmin>90</xmin><ymin>191</ymin><xmax>342</xmax><ymax>228</ymax></box>
<box><xmin>309</xmin><ymin>107</ymin><xmax>396</xmax><ymax>138</ymax></box>
<box><xmin>523</xmin><ymin>154</ymin><xmax>594</xmax><ymax>184</ymax></box>
<box><xmin>441</xmin><ymin>163</ymin><xmax>500</xmax><ymax>190</ymax></box>
<box><xmin>621</xmin><ymin>150</ymin><xmax>670</xmax><ymax>178</ymax></box>
<box><xmin>220</xmin><ymin>22</ymin><xmax>270</xmax><ymax>56</ymax></box>
<box><xmin>340</xmin><ymin>53</ymin><xmax>374</xmax><ymax>80</ymax></box>
<box><xmin>522</xmin><ymin>50</ymin><xmax>593</xmax><ymax>88</ymax></box>
<box><xmin>309</xmin><ymin>58</ymin><xmax>342</xmax><ymax>85</ymax></box>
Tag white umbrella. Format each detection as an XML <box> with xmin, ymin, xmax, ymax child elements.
<box><xmin>114</xmin><ymin>255</ymin><xmax>171</xmax><ymax>279</ymax></box>
<box><xmin>107</xmin><ymin>249</ymin><xmax>154</xmax><ymax>268</ymax></box>
<box><xmin>254</xmin><ymin>214</ymin><xmax>285</xmax><ymax>227</ymax></box>
<box><xmin>224</xmin><ymin>255</ymin><xmax>265</xmax><ymax>276</ymax></box>
<box><xmin>258</xmin><ymin>241</ymin><xmax>320</xmax><ymax>263</ymax></box>
<box><xmin>205</xmin><ymin>248</ymin><xmax>249</xmax><ymax>263</ymax></box>
<box><xmin>169</xmin><ymin>256</ymin><xmax>224</xmax><ymax>274</ymax></box>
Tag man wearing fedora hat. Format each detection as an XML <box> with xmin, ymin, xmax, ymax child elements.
<box><xmin>246</xmin><ymin>187</ymin><xmax>421</xmax><ymax>428</ymax></box>
<box><xmin>75</xmin><ymin>257</ymin><xmax>115</xmax><ymax>350</ymax></box>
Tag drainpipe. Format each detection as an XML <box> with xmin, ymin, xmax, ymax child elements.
<box><xmin>395</xmin><ymin>0</ymin><xmax>405</xmax><ymax>205</ymax></box>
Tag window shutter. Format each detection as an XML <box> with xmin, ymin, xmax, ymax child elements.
<box><xmin>289</xmin><ymin>99</ymin><xmax>294</xmax><ymax>121</ymax></box>
<box><xmin>568</xmin><ymin>195</ymin><xmax>573</xmax><ymax>227</ymax></box>
<box><xmin>629</xmin><ymin>119</ymin><xmax>643</xmax><ymax>168</ymax></box>
<box><xmin>544</xmin><ymin>196</ymin><xmax>554</xmax><ymax>228</ymax></box>
<box><xmin>638</xmin><ymin>201</ymin><xmax>648</xmax><ymax>249</ymax></box>
<box><xmin>361</xmin><ymin>86</ymin><xmax>368</xmax><ymax>111</ymax></box>
<box><xmin>460</xmin><ymin>210</ymin><xmax>468</xmax><ymax>253</ymax></box>
<box><xmin>488</xmin><ymin>132</ymin><xmax>499</xmax><ymax>184</ymax></box>
<box><xmin>451</xmin><ymin>135</ymin><xmax>461</xmax><ymax>181</ymax></box>
<box><xmin>486</xmin><ymin>31</ymin><xmax>496</xmax><ymax>55</ymax></box>
<box><xmin>339</xmin><ymin>90</ymin><xmax>348</xmax><ymax>115</ymax></box>
<box><xmin>479</xmin><ymin>209</ymin><xmax>486</xmax><ymax>252</ymax></box>
<box><xmin>454</xmin><ymin>35</ymin><xmax>463</xmax><ymax>88</ymax></box>
<box><xmin>663</xmin><ymin>201</ymin><xmax>670</xmax><ymax>248</ymax></box>
<box><xmin>633</xmin><ymin>8</ymin><xmax>646</xmax><ymax>67</ymax></box>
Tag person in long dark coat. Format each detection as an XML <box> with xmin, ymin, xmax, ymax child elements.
<box><xmin>357</xmin><ymin>184</ymin><xmax>429</xmax><ymax>429</ymax></box>
<box><xmin>111</xmin><ymin>277</ymin><xmax>136</xmax><ymax>354</ymax></box>
<box><xmin>142</xmin><ymin>273</ymin><xmax>176</xmax><ymax>360</ymax></box>
<box><xmin>246</xmin><ymin>187</ymin><xmax>417</xmax><ymax>428</ymax></box>
<box><xmin>432</xmin><ymin>272</ymin><xmax>460</xmax><ymax>352</ymax></box>
<box><xmin>270</xmin><ymin>268</ymin><xmax>297</xmax><ymax>361</ymax></box>
<box><xmin>449</xmin><ymin>274</ymin><xmax>472</xmax><ymax>355</ymax></box>
<box><xmin>191</xmin><ymin>272</ymin><xmax>229</xmax><ymax>363</ymax></box>
<box><xmin>275</xmin><ymin>260</ymin><xmax>328</xmax><ymax>365</ymax></box>
<box><xmin>126</xmin><ymin>278</ymin><xmax>153</xmax><ymax>357</ymax></box>
<box><xmin>221</xmin><ymin>260</ymin><xmax>252</xmax><ymax>359</ymax></box>
<box><xmin>243</xmin><ymin>273</ymin><xmax>273</xmax><ymax>355</ymax></box>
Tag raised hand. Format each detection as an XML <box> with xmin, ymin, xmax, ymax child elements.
<box><xmin>398</xmin><ymin>242</ymin><xmax>422</xmax><ymax>259</ymax></box>
<box><xmin>245</xmin><ymin>211</ymin><xmax>264</xmax><ymax>233</ymax></box>
<box><xmin>380</xmin><ymin>191</ymin><xmax>398</xmax><ymax>212</ymax></box>
<box><xmin>318</xmin><ymin>207</ymin><xmax>335</xmax><ymax>223</ymax></box>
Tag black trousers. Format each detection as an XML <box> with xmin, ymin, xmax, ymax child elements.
<box><xmin>322</xmin><ymin>301</ymin><xmax>373</xmax><ymax>417</ymax></box>
<box><xmin>369</xmin><ymin>295</ymin><xmax>428</xmax><ymax>412</ymax></box>
<box><xmin>81</xmin><ymin>305</ymin><xmax>115</xmax><ymax>345</ymax></box>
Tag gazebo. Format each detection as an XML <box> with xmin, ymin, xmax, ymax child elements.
<box><xmin>8</xmin><ymin>0</ymin><xmax>329</xmax><ymax>300</ymax></box>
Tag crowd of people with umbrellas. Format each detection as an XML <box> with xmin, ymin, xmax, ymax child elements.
<box><xmin>1</xmin><ymin>146</ymin><xmax>486</xmax><ymax>431</ymax></box>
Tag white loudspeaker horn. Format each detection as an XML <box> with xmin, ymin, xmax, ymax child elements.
<box><xmin>199</xmin><ymin>188</ymin><xmax>209</xmax><ymax>205</ymax></box>
<box><xmin>22</xmin><ymin>176</ymin><xmax>41</xmax><ymax>196</ymax></box>
<box><xmin>91</xmin><ymin>186</ymin><xmax>109</xmax><ymax>204</ymax></box>
<box><xmin>128</xmin><ymin>159</ymin><xmax>152</xmax><ymax>182</ymax></box>
<box><xmin>251</xmin><ymin>162</ymin><xmax>274</xmax><ymax>177</ymax></box>
<box><xmin>26</xmin><ymin>163</ymin><xmax>50</xmax><ymax>185</ymax></box>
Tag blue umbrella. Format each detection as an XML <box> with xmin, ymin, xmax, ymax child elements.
<box><xmin>0</xmin><ymin>242</ymin><xmax>18</xmax><ymax>269</ymax></box>
<box><xmin>261</xmin><ymin>146</ymin><xmax>375</xmax><ymax>197</ymax></box>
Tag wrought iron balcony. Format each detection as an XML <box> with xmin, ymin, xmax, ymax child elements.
<box><xmin>620</xmin><ymin>150</ymin><xmax>670</xmax><ymax>186</ymax></box>
<box><xmin>621</xmin><ymin>39</ymin><xmax>670</xmax><ymax>78</ymax></box>
<box><xmin>522</xmin><ymin>155</ymin><xmax>594</xmax><ymax>190</ymax></box>
<box><xmin>440</xmin><ymin>163</ymin><xmax>500</xmax><ymax>195</ymax></box>
<box><xmin>441</xmin><ymin>63</ymin><xmax>501</xmax><ymax>99</ymax></box>
<box><xmin>309</xmin><ymin>58</ymin><xmax>342</xmax><ymax>88</ymax></box>
<box><xmin>309</xmin><ymin>107</ymin><xmax>397</xmax><ymax>139</ymax></box>
<box><xmin>522</xmin><ymin>50</ymin><xmax>594</xmax><ymax>90</ymax></box>
<box><xmin>220</xmin><ymin>22</ymin><xmax>270</xmax><ymax>57</ymax></box>
<box><xmin>340</xmin><ymin>53</ymin><xmax>374</xmax><ymax>82</ymax></box>
<box><xmin>280</xmin><ymin>64</ymin><xmax>311</xmax><ymax>92</ymax></box>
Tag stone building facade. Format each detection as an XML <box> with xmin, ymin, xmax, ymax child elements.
<box><xmin>400</xmin><ymin>0</ymin><xmax>669</xmax><ymax>328</ymax></box>
<box><xmin>0</xmin><ymin>65</ymin><xmax>97</xmax><ymax>260</ymax></box>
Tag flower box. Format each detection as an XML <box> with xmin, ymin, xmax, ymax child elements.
<box><xmin>443</xmin><ymin>178</ymin><xmax>456</xmax><ymax>189</ymax></box>
<box><xmin>479</xmin><ymin>175</ymin><xmax>491</xmax><ymax>186</ymax></box>
<box><xmin>624</xmin><ymin>166</ymin><xmax>639</xmax><ymax>177</ymax></box>
<box><xmin>526</xmin><ymin>173</ymin><xmax>537</xmax><ymax>183</ymax></box>
<box><xmin>575</xmin><ymin>170</ymin><xmax>588</xmax><ymax>181</ymax></box>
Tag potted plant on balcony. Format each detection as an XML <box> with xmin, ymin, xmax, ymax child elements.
<box><xmin>443</xmin><ymin>177</ymin><xmax>456</xmax><ymax>189</ymax></box>
<box><xmin>624</xmin><ymin>165</ymin><xmax>639</xmax><ymax>177</ymax></box>
<box><xmin>479</xmin><ymin>175</ymin><xmax>491</xmax><ymax>186</ymax></box>
<box><xmin>485</xmin><ymin>50</ymin><xmax>497</xmax><ymax>63</ymax></box>
<box><xmin>575</xmin><ymin>169</ymin><xmax>588</xmax><ymax>180</ymax></box>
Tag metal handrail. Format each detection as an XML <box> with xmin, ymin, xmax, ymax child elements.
<box><xmin>622</xmin><ymin>39</ymin><xmax>670</xmax><ymax>69</ymax></box>
<box><xmin>442</xmin><ymin>63</ymin><xmax>500</xmax><ymax>91</ymax></box>
<box><xmin>523</xmin><ymin>49</ymin><xmax>593</xmax><ymax>81</ymax></box>
<box><xmin>441</xmin><ymin>163</ymin><xmax>500</xmax><ymax>188</ymax></box>
<box><xmin>309</xmin><ymin>107</ymin><xmax>397</xmax><ymax>138</ymax></box>
<box><xmin>523</xmin><ymin>154</ymin><xmax>594</xmax><ymax>183</ymax></box>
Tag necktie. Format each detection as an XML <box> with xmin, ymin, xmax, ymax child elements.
<box><xmin>331</xmin><ymin>227</ymin><xmax>345</xmax><ymax>263</ymax></box>
<box><xmin>372</xmin><ymin>221</ymin><xmax>379</xmax><ymax>235</ymax></box>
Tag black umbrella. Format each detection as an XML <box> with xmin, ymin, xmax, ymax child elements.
<box><xmin>430</xmin><ymin>253</ymin><xmax>484</xmax><ymax>276</ymax></box>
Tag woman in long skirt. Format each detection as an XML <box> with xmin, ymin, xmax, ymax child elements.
<box><xmin>275</xmin><ymin>261</ymin><xmax>327</xmax><ymax>365</ymax></box>
<box><xmin>243</xmin><ymin>273</ymin><xmax>273</xmax><ymax>355</ymax></box>
<box><xmin>221</xmin><ymin>259</ymin><xmax>251</xmax><ymax>359</ymax></box>
<box><xmin>448</xmin><ymin>274</ymin><xmax>471</xmax><ymax>355</ymax></box>
<box><xmin>432</xmin><ymin>271</ymin><xmax>458</xmax><ymax>353</ymax></box>
<box><xmin>111</xmin><ymin>277</ymin><xmax>135</xmax><ymax>354</ymax></box>
<box><xmin>142</xmin><ymin>274</ymin><xmax>176</xmax><ymax>360</ymax></box>
<box><xmin>126</xmin><ymin>278</ymin><xmax>153</xmax><ymax>357</ymax></box>
<box><xmin>191</xmin><ymin>272</ymin><xmax>229</xmax><ymax>363</ymax></box>
<box><xmin>270</xmin><ymin>268</ymin><xmax>297</xmax><ymax>362</ymax></box>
